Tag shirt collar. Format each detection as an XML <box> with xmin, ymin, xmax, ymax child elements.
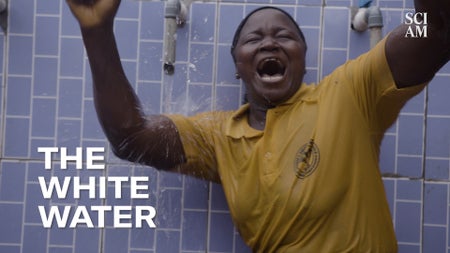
<box><xmin>225</xmin><ymin>83</ymin><xmax>318</xmax><ymax>139</ymax></box>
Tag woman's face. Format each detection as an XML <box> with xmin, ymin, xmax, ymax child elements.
<box><xmin>234</xmin><ymin>9</ymin><xmax>306</xmax><ymax>107</ymax></box>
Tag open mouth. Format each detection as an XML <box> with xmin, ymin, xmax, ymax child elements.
<box><xmin>257</xmin><ymin>58</ymin><xmax>286</xmax><ymax>82</ymax></box>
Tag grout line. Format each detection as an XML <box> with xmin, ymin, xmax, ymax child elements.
<box><xmin>419</xmin><ymin>82</ymin><xmax>429</xmax><ymax>253</ymax></box>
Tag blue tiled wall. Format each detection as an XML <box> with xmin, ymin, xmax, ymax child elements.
<box><xmin>0</xmin><ymin>0</ymin><xmax>449</xmax><ymax>252</ymax></box>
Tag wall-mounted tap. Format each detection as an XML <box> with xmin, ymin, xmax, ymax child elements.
<box><xmin>163</xmin><ymin>0</ymin><xmax>180</xmax><ymax>75</ymax></box>
<box><xmin>366</xmin><ymin>6</ymin><xmax>383</xmax><ymax>49</ymax></box>
<box><xmin>163</xmin><ymin>0</ymin><xmax>190</xmax><ymax>75</ymax></box>
<box><xmin>351</xmin><ymin>5</ymin><xmax>383</xmax><ymax>49</ymax></box>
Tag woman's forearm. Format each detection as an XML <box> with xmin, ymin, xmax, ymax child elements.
<box><xmin>81</xmin><ymin>25</ymin><xmax>148</xmax><ymax>154</ymax></box>
<box><xmin>386</xmin><ymin>1</ymin><xmax>450</xmax><ymax>88</ymax></box>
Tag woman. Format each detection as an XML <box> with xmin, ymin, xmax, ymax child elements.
<box><xmin>66</xmin><ymin>0</ymin><xmax>449</xmax><ymax>251</ymax></box>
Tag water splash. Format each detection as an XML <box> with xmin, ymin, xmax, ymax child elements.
<box><xmin>162</xmin><ymin>68</ymin><xmax>212</xmax><ymax>115</ymax></box>
<box><xmin>170</xmin><ymin>90</ymin><xmax>212</xmax><ymax>115</ymax></box>
<box><xmin>163</xmin><ymin>75</ymin><xmax>174</xmax><ymax>113</ymax></box>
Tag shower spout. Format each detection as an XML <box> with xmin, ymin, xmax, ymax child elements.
<box><xmin>351</xmin><ymin>6</ymin><xmax>383</xmax><ymax>49</ymax></box>
<box><xmin>163</xmin><ymin>0</ymin><xmax>189</xmax><ymax>75</ymax></box>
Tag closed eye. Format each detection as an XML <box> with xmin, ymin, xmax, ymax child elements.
<box><xmin>276</xmin><ymin>31</ymin><xmax>296</xmax><ymax>40</ymax></box>
<box><xmin>243</xmin><ymin>35</ymin><xmax>262</xmax><ymax>44</ymax></box>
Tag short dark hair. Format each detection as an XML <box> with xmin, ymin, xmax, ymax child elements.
<box><xmin>230</xmin><ymin>6</ymin><xmax>307</xmax><ymax>61</ymax></box>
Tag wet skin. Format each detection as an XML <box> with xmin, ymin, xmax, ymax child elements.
<box><xmin>232</xmin><ymin>9</ymin><xmax>307</xmax><ymax>130</ymax></box>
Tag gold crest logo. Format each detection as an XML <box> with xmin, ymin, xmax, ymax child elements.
<box><xmin>294</xmin><ymin>139</ymin><xmax>320</xmax><ymax>179</ymax></box>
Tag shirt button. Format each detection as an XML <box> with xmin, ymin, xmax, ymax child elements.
<box><xmin>264</xmin><ymin>152</ymin><xmax>272</xmax><ymax>160</ymax></box>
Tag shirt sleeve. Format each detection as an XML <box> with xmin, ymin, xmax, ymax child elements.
<box><xmin>165</xmin><ymin>111</ymin><xmax>231</xmax><ymax>183</ymax></box>
<box><xmin>338</xmin><ymin>37</ymin><xmax>427</xmax><ymax>133</ymax></box>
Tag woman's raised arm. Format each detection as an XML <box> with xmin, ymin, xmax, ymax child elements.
<box><xmin>385</xmin><ymin>0</ymin><xmax>450</xmax><ymax>88</ymax></box>
<box><xmin>66</xmin><ymin>0</ymin><xmax>186</xmax><ymax>170</ymax></box>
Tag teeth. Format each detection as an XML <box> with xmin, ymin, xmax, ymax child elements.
<box><xmin>263</xmin><ymin>58</ymin><xmax>280</xmax><ymax>63</ymax></box>
<box><xmin>260</xmin><ymin>73</ymin><xmax>283</xmax><ymax>82</ymax></box>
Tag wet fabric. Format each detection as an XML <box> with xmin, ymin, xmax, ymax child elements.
<box><xmin>167</xmin><ymin>38</ymin><xmax>426</xmax><ymax>252</ymax></box>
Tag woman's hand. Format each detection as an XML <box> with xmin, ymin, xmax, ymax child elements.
<box><xmin>66</xmin><ymin>0</ymin><xmax>121</xmax><ymax>29</ymax></box>
<box><xmin>385</xmin><ymin>0</ymin><xmax>450</xmax><ymax>88</ymax></box>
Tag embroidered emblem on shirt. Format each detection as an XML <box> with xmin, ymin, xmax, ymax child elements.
<box><xmin>294</xmin><ymin>139</ymin><xmax>320</xmax><ymax>179</ymax></box>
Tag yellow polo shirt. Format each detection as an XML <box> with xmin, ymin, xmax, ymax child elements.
<box><xmin>167</xmin><ymin>39</ymin><xmax>426</xmax><ymax>252</ymax></box>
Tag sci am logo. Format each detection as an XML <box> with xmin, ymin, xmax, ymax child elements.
<box><xmin>404</xmin><ymin>12</ymin><xmax>428</xmax><ymax>38</ymax></box>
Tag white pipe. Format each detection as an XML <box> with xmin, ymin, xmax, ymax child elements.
<box><xmin>369</xmin><ymin>27</ymin><xmax>382</xmax><ymax>49</ymax></box>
